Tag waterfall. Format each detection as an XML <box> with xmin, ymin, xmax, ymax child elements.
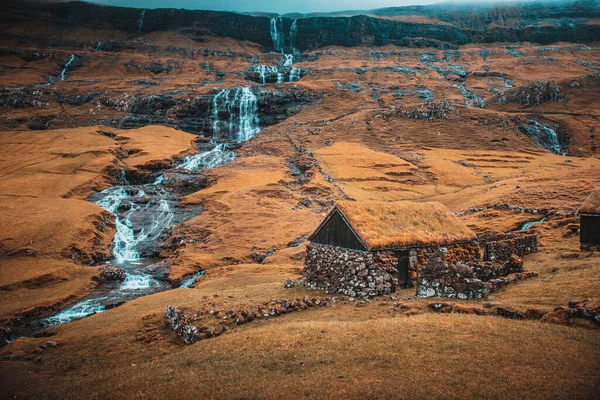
<box><xmin>270</xmin><ymin>17</ymin><xmax>284</xmax><ymax>51</ymax></box>
<box><xmin>283</xmin><ymin>54</ymin><xmax>294</xmax><ymax>67</ymax></box>
<box><xmin>138</xmin><ymin>9</ymin><xmax>146</xmax><ymax>31</ymax></box>
<box><xmin>179</xmin><ymin>271</ymin><xmax>205</xmax><ymax>288</ymax></box>
<box><xmin>290</xmin><ymin>19</ymin><xmax>298</xmax><ymax>53</ymax></box>
<box><xmin>212</xmin><ymin>87</ymin><xmax>260</xmax><ymax>142</ymax></box>
<box><xmin>95</xmin><ymin>42</ymin><xmax>104</xmax><ymax>52</ymax></box>
<box><xmin>289</xmin><ymin>67</ymin><xmax>301</xmax><ymax>82</ymax></box>
<box><xmin>96</xmin><ymin>185</ymin><xmax>174</xmax><ymax>265</ymax></box>
<box><xmin>521</xmin><ymin>120</ymin><xmax>563</xmax><ymax>155</ymax></box>
<box><xmin>60</xmin><ymin>54</ymin><xmax>75</xmax><ymax>81</ymax></box>
<box><xmin>254</xmin><ymin>65</ymin><xmax>280</xmax><ymax>84</ymax></box>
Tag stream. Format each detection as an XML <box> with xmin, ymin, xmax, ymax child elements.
<box><xmin>1</xmin><ymin>87</ymin><xmax>260</xmax><ymax>345</ymax></box>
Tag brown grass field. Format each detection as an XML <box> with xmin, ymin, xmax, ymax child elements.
<box><xmin>0</xmin><ymin>6</ymin><xmax>599</xmax><ymax>399</ymax></box>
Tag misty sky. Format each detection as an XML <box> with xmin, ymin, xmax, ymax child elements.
<box><xmin>90</xmin><ymin>0</ymin><xmax>446</xmax><ymax>14</ymax></box>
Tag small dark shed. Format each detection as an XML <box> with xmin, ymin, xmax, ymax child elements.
<box><xmin>303</xmin><ymin>201</ymin><xmax>477</xmax><ymax>297</ymax></box>
<box><xmin>580</xmin><ymin>188</ymin><xmax>600</xmax><ymax>251</ymax></box>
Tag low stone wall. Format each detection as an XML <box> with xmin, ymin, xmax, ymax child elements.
<box><xmin>471</xmin><ymin>255</ymin><xmax>524</xmax><ymax>280</ymax></box>
<box><xmin>166</xmin><ymin>296</ymin><xmax>330</xmax><ymax>345</ymax></box>
<box><xmin>483</xmin><ymin>235</ymin><xmax>538</xmax><ymax>261</ymax></box>
<box><xmin>303</xmin><ymin>243</ymin><xmax>397</xmax><ymax>298</ymax></box>
<box><xmin>416</xmin><ymin>250</ymin><xmax>537</xmax><ymax>300</ymax></box>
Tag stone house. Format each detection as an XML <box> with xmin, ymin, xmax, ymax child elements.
<box><xmin>303</xmin><ymin>201</ymin><xmax>477</xmax><ymax>298</ymax></box>
<box><xmin>580</xmin><ymin>188</ymin><xmax>600</xmax><ymax>251</ymax></box>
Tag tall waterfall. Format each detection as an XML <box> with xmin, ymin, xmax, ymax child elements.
<box><xmin>212</xmin><ymin>87</ymin><xmax>260</xmax><ymax>142</ymax></box>
<box><xmin>60</xmin><ymin>54</ymin><xmax>75</xmax><ymax>81</ymax></box>
<box><xmin>138</xmin><ymin>9</ymin><xmax>146</xmax><ymax>31</ymax></box>
<box><xmin>290</xmin><ymin>19</ymin><xmax>298</xmax><ymax>53</ymax></box>
<box><xmin>270</xmin><ymin>17</ymin><xmax>284</xmax><ymax>51</ymax></box>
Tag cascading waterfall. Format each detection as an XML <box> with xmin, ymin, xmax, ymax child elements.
<box><xmin>212</xmin><ymin>87</ymin><xmax>260</xmax><ymax>142</ymax></box>
<box><xmin>95</xmin><ymin>42</ymin><xmax>104</xmax><ymax>52</ymax></box>
<box><xmin>270</xmin><ymin>17</ymin><xmax>284</xmax><ymax>51</ymax></box>
<box><xmin>254</xmin><ymin>65</ymin><xmax>280</xmax><ymax>84</ymax></box>
<box><xmin>138</xmin><ymin>9</ymin><xmax>146</xmax><ymax>31</ymax></box>
<box><xmin>14</xmin><ymin>87</ymin><xmax>264</xmax><ymax>338</ymax></box>
<box><xmin>283</xmin><ymin>54</ymin><xmax>294</xmax><ymax>68</ymax></box>
<box><xmin>60</xmin><ymin>54</ymin><xmax>75</xmax><ymax>81</ymax></box>
<box><xmin>289</xmin><ymin>67</ymin><xmax>301</xmax><ymax>82</ymax></box>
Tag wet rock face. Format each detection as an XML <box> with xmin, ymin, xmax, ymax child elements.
<box><xmin>89</xmin><ymin>87</ymin><xmax>313</xmax><ymax>135</ymax></box>
<box><xmin>297</xmin><ymin>16</ymin><xmax>470</xmax><ymax>50</ymax></box>
<box><xmin>244</xmin><ymin>66</ymin><xmax>309</xmax><ymax>84</ymax></box>
<box><xmin>303</xmin><ymin>243</ymin><xmax>397</xmax><ymax>298</ymax></box>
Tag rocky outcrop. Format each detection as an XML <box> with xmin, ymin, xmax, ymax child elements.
<box><xmin>497</xmin><ymin>81</ymin><xmax>566</xmax><ymax>106</ymax></box>
<box><xmin>162</xmin><ymin>170</ymin><xmax>208</xmax><ymax>193</ymax></box>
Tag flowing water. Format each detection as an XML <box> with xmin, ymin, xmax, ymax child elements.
<box><xmin>212</xmin><ymin>87</ymin><xmax>260</xmax><ymax>142</ymax></box>
<box><xmin>60</xmin><ymin>54</ymin><xmax>75</xmax><ymax>81</ymax></box>
<box><xmin>519</xmin><ymin>218</ymin><xmax>547</xmax><ymax>230</ymax></box>
<box><xmin>1</xmin><ymin>87</ymin><xmax>262</xmax><ymax>344</ymax></box>
<box><xmin>138</xmin><ymin>9</ymin><xmax>146</xmax><ymax>31</ymax></box>
<box><xmin>290</xmin><ymin>19</ymin><xmax>298</xmax><ymax>53</ymax></box>
<box><xmin>254</xmin><ymin>65</ymin><xmax>281</xmax><ymax>84</ymax></box>
<box><xmin>270</xmin><ymin>17</ymin><xmax>284</xmax><ymax>51</ymax></box>
<box><xmin>289</xmin><ymin>67</ymin><xmax>301</xmax><ymax>82</ymax></box>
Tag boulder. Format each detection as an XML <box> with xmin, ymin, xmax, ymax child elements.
<box><xmin>100</xmin><ymin>265</ymin><xmax>127</xmax><ymax>282</ymax></box>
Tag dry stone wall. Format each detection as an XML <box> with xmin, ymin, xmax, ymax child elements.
<box><xmin>484</xmin><ymin>235</ymin><xmax>538</xmax><ymax>261</ymax></box>
<box><xmin>411</xmin><ymin>242</ymin><xmax>479</xmax><ymax>286</ymax></box>
<box><xmin>416</xmin><ymin>250</ymin><xmax>538</xmax><ymax>299</ymax></box>
<box><xmin>303</xmin><ymin>243</ymin><xmax>398</xmax><ymax>298</ymax></box>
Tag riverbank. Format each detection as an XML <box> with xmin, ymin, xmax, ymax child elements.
<box><xmin>0</xmin><ymin>125</ymin><xmax>197</xmax><ymax>325</ymax></box>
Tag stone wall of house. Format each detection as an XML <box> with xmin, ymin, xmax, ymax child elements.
<box><xmin>483</xmin><ymin>235</ymin><xmax>538</xmax><ymax>261</ymax></box>
<box><xmin>416</xmin><ymin>250</ymin><xmax>537</xmax><ymax>299</ymax></box>
<box><xmin>416</xmin><ymin>250</ymin><xmax>492</xmax><ymax>299</ymax></box>
<box><xmin>410</xmin><ymin>242</ymin><xmax>480</xmax><ymax>287</ymax></box>
<box><xmin>303</xmin><ymin>243</ymin><xmax>398</xmax><ymax>298</ymax></box>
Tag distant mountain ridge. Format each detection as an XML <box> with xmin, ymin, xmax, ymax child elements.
<box><xmin>3</xmin><ymin>0</ymin><xmax>599</xmax><ymax>51</ymax></box>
